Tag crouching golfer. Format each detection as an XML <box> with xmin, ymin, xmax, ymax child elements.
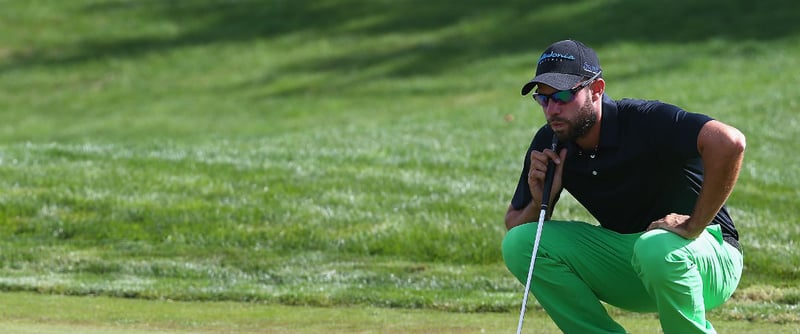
<box><xmin>502</xmin><ymin>39</ymin><xmax>745</xmax><ymax>334</ymax></box>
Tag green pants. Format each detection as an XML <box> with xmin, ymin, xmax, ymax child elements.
<box><xmin>502</xmin><ymin>221</ymin><xmax>743</xmax><ymax>334</ymax></box>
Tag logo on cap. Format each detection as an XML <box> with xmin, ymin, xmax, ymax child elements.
<box><xmin>582</xmin><ymin>62</ymin><xmax>601</xmax><ymax>74</ymax></box>
<box><xmin>538</xmin><ymin>51</ymin><xmax>575</xmax><ymax>64</ymax></box>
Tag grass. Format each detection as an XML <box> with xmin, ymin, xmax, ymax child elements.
<box><xmin>0</xmin><ymin>291</ymin><xmax>797</xmax><ymax>334</ymax></box>
<box><xmin>0</xmin><ymin>0</ymin><xmax>799</xmax><ymax>332</ymax></box>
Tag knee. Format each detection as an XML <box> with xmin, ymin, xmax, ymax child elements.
<box><xmin>502</xmin><ymin>224</ymin><xmax>538</xmax><ymax>283</ymax></box>
<box><xmin>501</xmin><ymin>220</ymin><xmax>572</xmax><ymax>253</ymax></box>
<box><xmin>502</xmin><ymin>221</ymin><xmax>582</xmax><ymax>283</ymax></box>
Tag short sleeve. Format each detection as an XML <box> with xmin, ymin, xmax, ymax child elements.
<box><xmin>634</xmin><ymin>101</ymin><xmax>713</xmax><ymax>159</ymax></box>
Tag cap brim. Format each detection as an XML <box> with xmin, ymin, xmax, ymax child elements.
<box><xmin>520</xmin><ymin>73</ymin><xmax>584</xmax><ymax>95</ymax></box>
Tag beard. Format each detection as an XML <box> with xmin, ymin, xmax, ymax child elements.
<box><xmin>549</xmin><ymin>93</ymin><xmax>597</xmax><ymax>142</ymax></box>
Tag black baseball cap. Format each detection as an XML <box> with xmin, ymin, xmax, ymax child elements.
<box><xmin>521</xmin><ymin>39</ymin><xmax>602</xmax><ymax>95</ymax></box>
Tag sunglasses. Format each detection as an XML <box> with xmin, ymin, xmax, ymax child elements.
<box><xmin>532</xmin><ymin>71</ymin><xmax>602</xmax><ymax>107</ymax></box>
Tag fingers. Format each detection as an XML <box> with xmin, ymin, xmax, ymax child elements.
<box><xmin>529</xmin><ymin>148</ymin><xmax>563</xmax><ymax>180</ymax></box>
<box><xmin>646</xmin><ymin>220</ymin><xmax>663</xmax><ymax>231</ymax></box>
<box><xmin>552</xmin><ymin>148</ymin><xmax>567</xmax><ymax>187</ymax></box>
<box><xmin>543</xmin><ymin>148</ymin><xmax>562</xmax><ymax>165</ymax></box>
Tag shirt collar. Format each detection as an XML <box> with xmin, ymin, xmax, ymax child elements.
<box><xmin>564</xmin><ymin>94</ymin><xmax>619</xmax><ymax>155</ymax></box>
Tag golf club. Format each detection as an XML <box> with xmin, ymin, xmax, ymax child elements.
<box><xmin>515</xmin><ymin>134</ymin><xmax>559</xmax><ymax>334</ymax></box>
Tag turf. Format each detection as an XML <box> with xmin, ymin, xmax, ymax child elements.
<box><xmin>0</xmin><ymin>291</ymin><xmax>796</xmax><ymax>333</ymax></box>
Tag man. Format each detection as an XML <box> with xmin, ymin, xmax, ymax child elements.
<box><xmin>502</xmin><ymin>39</ymin><xmax>745</xmax><ymax>334</ymax></box>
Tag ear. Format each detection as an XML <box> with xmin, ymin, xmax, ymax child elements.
<box><xmin>590</xmin><ymin>78</ymin><xmax>605</xmax><ymax>100</ymax></box>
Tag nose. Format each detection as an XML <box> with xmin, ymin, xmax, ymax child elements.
<box><xmin>543</xmin><ymin>101</ymin><xmax>561</xmax><ymax>116</ymax></box>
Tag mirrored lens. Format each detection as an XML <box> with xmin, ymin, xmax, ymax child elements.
<box><xmin>533</xmin><ymin>90</ymin><xmax>576</xmax><ymax>107</ymax></box>
<box><xmin>533</xmin><ymin>94</ymin><xmax>549</xmax><ymax>107</ymax></box>
<box><xmin>551</xmin><ymin>90</ymin><xmax>575</xmax><ymax>103</ymax></box>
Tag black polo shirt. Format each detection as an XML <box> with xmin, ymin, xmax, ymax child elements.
<box><xmin>511</xmin><ymin>94</ymin><xmax>738</xmax><ymax>240</ymax></box>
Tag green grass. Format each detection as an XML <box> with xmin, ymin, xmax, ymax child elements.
<box><xmin>0</xmin><ymin>0</ymin><xmax>799</xmax><ymax>332</ymax></box>
<box><xmin>0</xmin><ymin>291</ymin><xmax>797</xmax><ymax>334</ymax></box>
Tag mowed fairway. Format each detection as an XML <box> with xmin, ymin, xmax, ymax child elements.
<box><xmin>0</xmin><ymin>0</ymin><xmax>799</xmax><ymax>333</ymax></box>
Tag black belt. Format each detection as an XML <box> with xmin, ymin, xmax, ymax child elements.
<box><xmin>723</xmin><ymin>236</ymin><xmax>742</xmax><ymax>253</ymax></box>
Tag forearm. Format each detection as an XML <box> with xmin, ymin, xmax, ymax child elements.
<box><xmin>504</xmin><ymin>202</ymin><xmax>540</xmax><ymax>230</ymax></box>
<box><xmin>688</xmin><ymin>121</ymin><xmax>746</xmax><ymax>237</ymax></box>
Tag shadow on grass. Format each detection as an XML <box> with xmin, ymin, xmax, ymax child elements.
<box><xmin>5</xmin><ymin>0</ymin><xmax>800</xmax><ymax>91</ymax></box>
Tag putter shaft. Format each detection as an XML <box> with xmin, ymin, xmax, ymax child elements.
<box><xmin>515</xmin><ymin>135</ymin><xmax>558</xmax><ymax>334</ymax></box>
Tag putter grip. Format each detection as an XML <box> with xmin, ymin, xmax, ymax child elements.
<box><xmin>539</xmin><ymin>135</ymin><xmax>558</xmax><ymax>211</ymax></box>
